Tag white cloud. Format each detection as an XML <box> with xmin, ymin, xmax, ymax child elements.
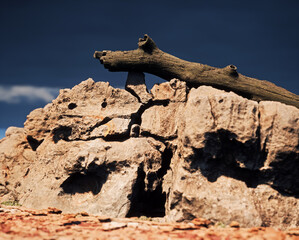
<box><xmin>0</xmin><ymin>128</ymin><xmax>6</xmax><ymax>139</ymax></box>
<box><xmin>0</xmin><ymin>85</ymin><xmax>60</xmax><ymax>104</ymax></box>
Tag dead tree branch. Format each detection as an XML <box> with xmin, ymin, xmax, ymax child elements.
<box><xmin>94</xmin><ymin>34</ymin><xmax>299</xmax><ymax>108</ymax></box>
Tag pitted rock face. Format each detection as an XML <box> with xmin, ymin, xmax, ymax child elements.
<box><xmin>0</xmin><ymin>77</ymin><xmax>298</xmax><ymax>229</ymax></box>
<box><xmin>24</xmin><ymin>78</ymin><xmax>141</xmax><ymax>142</ymax></box>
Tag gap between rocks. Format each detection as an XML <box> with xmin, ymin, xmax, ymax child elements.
<box><xmin>126</xmin><ymin>145</ymin><xmax>173</xmax><ymax>218</ymax></box>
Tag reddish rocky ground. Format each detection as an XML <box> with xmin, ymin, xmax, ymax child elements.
<box><xmin>0</xmin><ymin>205</ymin><xmax>298</xmax><ymax>240</ymax></box>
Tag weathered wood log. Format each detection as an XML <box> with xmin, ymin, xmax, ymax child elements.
<box><xmin>94</xmin><ymin>34</ymin><xmax>299</xmax><ymax>108</ymax></box>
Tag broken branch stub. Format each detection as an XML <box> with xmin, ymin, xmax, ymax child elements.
<box><xmin>94</xmin><ymin>34</ymin><xmax>299</xmax><ymax>108</ymax></box>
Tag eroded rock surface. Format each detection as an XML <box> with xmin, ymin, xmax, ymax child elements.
<box><xmin>0</xmin><ymin>77</ymin><xmax>298</xmax><ymax>229</ymax></box>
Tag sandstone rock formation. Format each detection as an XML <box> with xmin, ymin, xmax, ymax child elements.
<box><xmin>0</xmin><ymin>76</ymin><xmax>298</xmax><ymax>229</ymax></box>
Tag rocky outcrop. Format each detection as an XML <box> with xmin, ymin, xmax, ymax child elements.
<box><xmin>0</xmin><ymin>76</ymin><xmax>298</xmax><ymax>229</ymax></box>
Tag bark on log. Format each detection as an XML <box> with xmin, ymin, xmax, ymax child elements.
<box><xmin>94</xmin><ymin>34</ymin><xmax>299</xmax><ymax>108</ymax></box>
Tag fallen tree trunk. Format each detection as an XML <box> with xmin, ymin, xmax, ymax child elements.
<box><xmin>94</xmin><ymin>34</ymin><xmax>299</xmax><ymax>108</ymax></box>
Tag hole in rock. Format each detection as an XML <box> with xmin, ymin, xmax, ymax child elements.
<box><xmin>60</xmin><ymin>170</ymin><xmax>109</xmax><ymax>195</ymax></box>
<box><xmin>26</xmin><ymin>136</ymin><xmax>43</xmax><ymax>151</ymax></box>
<box><xmin>126</xmin><ymin>168</ymin><xmax>166</xmax><ymax>218</ymax></box>
<box><xmin>126</xmin><ymin>147</ymin><xmax>172</xmax><ymax>218</ymax></box>
<box><xmin>157</xmin><ymin>147</ymin><xmax>173</xmax><ymax>179</ymax></box>
<box><xmin>101</xmin><ymin>101</ymin><xmax>107</xmax><ymax>108</ymax></box>
<box><xmin>52</xmin><ymin>126</ymin><xmax>72</xmax><ymax>143</ymax></box>
<box><xmin>68</xmin><ymin>103</ymin><xmax>77</xmax><ymax>110</ymax></box>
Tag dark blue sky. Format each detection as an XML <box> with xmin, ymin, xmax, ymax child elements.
<box><xmin>0</xmin><ymin>0</ymin><xmax>298</xmax><ymax>137</ymax></box>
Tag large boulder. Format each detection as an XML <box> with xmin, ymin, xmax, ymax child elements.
<box><xmin>0</xmin><ymin>76</ymin><xmax>298</xmax><ymax>229</ymax></box>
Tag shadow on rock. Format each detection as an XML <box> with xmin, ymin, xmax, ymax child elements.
<box><xmin>59</xmin><ymin>163</ymin><xmax>113</xmax><ymax>195</ymax></box>
<box><xmin>187</xmin><ymin>129</ymin><xmax>299</xmax><ymax>198</ymax></box>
